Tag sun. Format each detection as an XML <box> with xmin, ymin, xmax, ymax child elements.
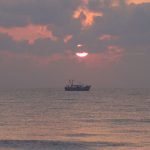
<box><xmin>76</xmin><ymin>52</ymin><xmax>88</xmax><ymax>58</ymax></box>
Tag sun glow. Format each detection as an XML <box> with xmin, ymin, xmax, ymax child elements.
<box><xmin>76</xmin><ymin>52</ymin><xmax>88</xmax><ymax>57</ymax></box>
<box><xmin>77</xmin><ymin>44</ymin><xmax>83</xmax><ymax>48</ymax></box>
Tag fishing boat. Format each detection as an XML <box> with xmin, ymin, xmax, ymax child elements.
<box><xmin>65</xmin><ymin>80</ymin><xmax>91</xmax><ymax>91</ymax></box>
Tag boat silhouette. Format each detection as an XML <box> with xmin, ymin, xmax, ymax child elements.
<box><xmin>65</xmin><ymin>80</ymin><xmax>91</xmax><ymax>91</ymax></box>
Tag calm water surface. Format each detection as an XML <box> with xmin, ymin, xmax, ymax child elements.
<box><xmin>0</xmin><ymin>88</ymin><xmax>149</xmax><ymax>150</ymax></box>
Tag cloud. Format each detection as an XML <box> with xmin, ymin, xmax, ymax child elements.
<box><xmin>0</xmin><ymin>44</ymin><xmax>124</xmax><ymax>67</ymax></box>
<box><xmin>73</xmin><ymin>0</ymin><xmax>103</xmax><ymax>29</ymax></box>
<box><xmin>99</xmin><ymin>34</ymin><xmax>118</xmax><ymax>41</ymax></box>
<box><xmin>82</xmin><ymin>0</ymin><xmax>89</xmax><ymax>5</ymax></box>
<box><xmin>75</xmin><ymin>45</ymin><xmax>124</xmax><ymax>67</ymax></box>
<box><xmin>111</xmin><ymin>0</ymin><xmax>121</xmax><ymax>7</ymax></box>
<box><xmin>64</xmin><ymin>35</ymin><xmax>73</xmax><ymax>43</ymax></box>
<box><xmin>0</xmin><ymin>24</ymin><xmax>57</xmax><ymax>45</ymax></box>
<box><xmin>127</xmin><ymin>0</ymin><xmax>150</xmax><ymax>5</ymax></box>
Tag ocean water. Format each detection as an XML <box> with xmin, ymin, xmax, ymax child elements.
<box><xmin>0</xmin><ymin>88</ymin><xmax>149</xmax><ymax>150</ymax></box>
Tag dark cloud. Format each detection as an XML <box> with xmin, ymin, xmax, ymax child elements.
<box><xmin>0</xmin><ymin>0</ymin><xmax>81</xmax><ymax>27</ymax></box>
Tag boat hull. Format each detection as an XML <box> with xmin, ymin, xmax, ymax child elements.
<box><xmin>65</xmin><ymin>85</ymin><xmax>91</xmax><ymax>91</ymax></box>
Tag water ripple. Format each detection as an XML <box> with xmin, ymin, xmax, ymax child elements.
<box><xmin>0</xmin><ymin>140</ymin><xmax>136</xmax><ymax>150</ymax></box>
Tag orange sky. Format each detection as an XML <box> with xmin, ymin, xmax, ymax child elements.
<box><xmin>127</xmin><ymin>0</ymin><xmax>150</xmax><ymax>4</ymax></box>
<box><xmin>0</xmin><ymin>24</ymin><xmax>57</xmax><ymax>45</ymax></box>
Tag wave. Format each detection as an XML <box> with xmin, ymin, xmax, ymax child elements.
<box><xmin>0</xmin><ymin>140</ymin><xmax>135</xmax><ymax>150</ymax></box>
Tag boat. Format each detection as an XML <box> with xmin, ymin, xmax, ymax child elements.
<box><xmin>65</xmin><ymin>80</ymin><xmax>91</xmax><ymax>91</ymax></box>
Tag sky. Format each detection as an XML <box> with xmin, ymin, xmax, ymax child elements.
<box><xmin>0</xmin><ymin>0</ymin><xmax>150</xmax><ymax>88</ymax></box>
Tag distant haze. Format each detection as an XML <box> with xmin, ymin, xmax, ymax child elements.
<box><xmin>0</xmin><ymin>0</ymin><xmax>150</xmax><ymax>88</ymax></box>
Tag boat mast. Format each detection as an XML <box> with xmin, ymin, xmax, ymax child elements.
<box><xmin>69</xmin><ymin>80</ymin><xmax>73</xmax><ymax>86</ymax></box>
<box><xmin>71</xmin><ymin>80</ymin><xmax>73</xmax><ymax>86</ymax></box>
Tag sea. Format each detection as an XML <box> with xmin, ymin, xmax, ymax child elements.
<box><xmin>0</xmin><ymin>88</ymin><xmax>149</xmax><ymax>150</ymax></box>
